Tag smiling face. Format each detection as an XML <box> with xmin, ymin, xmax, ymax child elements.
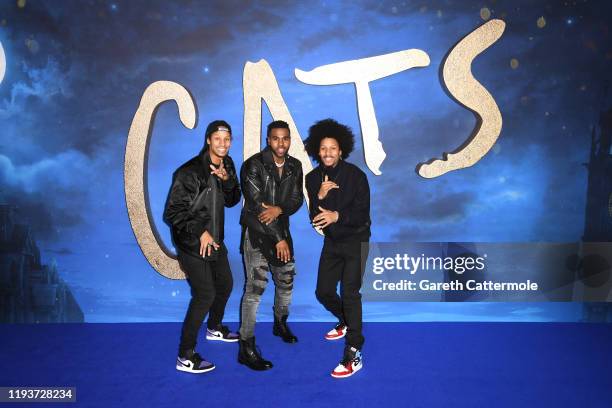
<box><xmin>268</xmin><ymin>127</ymin><xmax>291</xmax><ymax>160</ymax></box>
<box><xmin>319</xmin><ymin>137</ymin><xmax>342</xmax><ymax>167</ymax></box>
<box><xmin>207</xmin><ymin>130</ymin><xmax>231</xmax><ymax>161</ymax></box>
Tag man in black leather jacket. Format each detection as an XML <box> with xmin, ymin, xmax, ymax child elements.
<box><xmin>238</xmin><ymin>120</ymin><xmax>303</xmax><ymax>371</ymax></box>
<box><xmin>163</xmin><ymin>120</ymin><xmax>241</xmax><ymax>374</ymax></box>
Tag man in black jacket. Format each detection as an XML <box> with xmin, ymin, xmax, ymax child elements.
<box><xmin>163</xmin><ymin>120</ymin><xmax>241</xmax><ymax>374</ymax></box>
<box><xmin>238</xmin><ymin>120</ymin><xmax>304</xmax><ymax>371</ymax></box>
<box><xmin>304</xmin><ymin>119</ymin><xmax>371</xmax><ymax>379</ymax></box>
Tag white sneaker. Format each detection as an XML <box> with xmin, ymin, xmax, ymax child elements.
<box><xmin>324</xmin><ymin>323</ymin><xmax>347</xmax><ymax>341</ymax></box>
<box><xmin>176</xmin><ymin>351</ymin><xmax>215</xmax><ymax>374</ymax></box>
<box><xmin>331</xmin><ymin>347</ymin><xmax>362</xmax><ymax>378</ymax></box>
<box><xmin>206</xmin><ymin>325</ymin><xmax>239</xmax><ymax>342</ymax></box>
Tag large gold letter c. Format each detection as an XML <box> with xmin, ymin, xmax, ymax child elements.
<box><xmin>124</xmin><ymin>81</ymin><xmax>196</xmax><ymax>279</ymax></box>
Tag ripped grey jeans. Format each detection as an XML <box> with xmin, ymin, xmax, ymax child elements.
<box><xmin>239</xmin><ymin>230</ymin><xmax>296</xmax><ymax>340</ymax></box>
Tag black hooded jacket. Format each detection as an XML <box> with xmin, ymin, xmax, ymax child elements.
<box><xmin>305</xmin><ymin>160</ymin><xmax>371</xmax><ymax>243</ymax></box>
<box><xmin>163</xmin><ymin>149</ymin><xmax>241</xmax><ymax>260</ymax></box>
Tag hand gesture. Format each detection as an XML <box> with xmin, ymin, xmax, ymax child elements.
<box><xmin>259</xmin><ymin>203</ymin><xmax>282</xmax><ymax>225</ymax></box>
<box><xmin>199</xmin><ymin>230</ymin><xmax>220</xmax><ymax>257</ymax></box>
<box><xmin>276</xmin><ymin>239</ymin><xmax>291</xmax><ymax>263</ymax></box>
<box><xmin>312</xmin><ymin>206</ymin><xmax>339</xmax><ymax>229</ymax></box>
<box><xmin>317</xmin><ymin>175</ymin><xmax>339</xmax><ymax>200</ymax></box>
<box><xmin>210</xmin><ymin>160</ymin><xmax>229</xmax><ymax>181</ymax></box>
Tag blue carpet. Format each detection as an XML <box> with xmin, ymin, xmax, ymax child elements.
<box><xmin>1</xmin><ymin>323</ymin><xmax>611</xmax><ymax>407</ymax></box>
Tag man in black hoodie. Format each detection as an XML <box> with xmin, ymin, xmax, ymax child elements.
<box><xmin>304</xmin><ymin>119</ymin><xmax>371</xmax><ymax>379</ymax></box>
<box><xmin>163</xmin><ymin>120</ymin><xmax>241</xmax><ymax>374</ymax></box>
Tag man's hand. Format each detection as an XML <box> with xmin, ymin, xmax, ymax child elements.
<box><xmin>312</xmin><ymin>206</ymin><xmax>339</xmax><ymax>229</ymax></box>
<box><xmin>259</xmin><ymin>203</ymin><xmax>282</xmax><ymax>225</ymax></box>
<box><xmin>276</xmin><ymin>239</ymin><xmax>291</xmax><ymax>263</ymax></box>
<box><xmin>210</xmin><ymin>160</ymin><xmax>229</xmax><ymax>181</ymax></box>
<box><xmin>199</xmin><ymin>230</ymin><xmax>220</xmax><ymax>257</ymax></box>
<box><xmin>317</xmin><ymin>174</ymin><xmax>339</xmax><ymax>200</ymax></box>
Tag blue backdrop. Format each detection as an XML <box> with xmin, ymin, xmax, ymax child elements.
<box><xmin>1</xmin><ymin>0</ymin><xmax>610</xmax><ymax>322</ymax></box>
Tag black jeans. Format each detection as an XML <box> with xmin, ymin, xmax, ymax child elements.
<box><xmin>315</xmin><ymin>239</ymin><xmax>369</xmax><ymax>349</ymax></box>
<box><xmin>177</xmin><ymin>244</ymin><xmax>233</xmax><ymax>356</ymax></box>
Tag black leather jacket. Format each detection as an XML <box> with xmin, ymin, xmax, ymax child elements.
<box><xmin>240</xmin><ymin>147</ymin><xmax>303</xmax><ymax>264</ymax></box>
<box><xmin>163</xmin><ymin>149</ymin><xmax>240</xmax><ymax>259</ymax></box>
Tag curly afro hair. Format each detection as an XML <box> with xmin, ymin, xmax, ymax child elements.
<box><xmin>304</xmin><ymin>118</ymin><xmax>355</xmax><ymax>164</ymax></box>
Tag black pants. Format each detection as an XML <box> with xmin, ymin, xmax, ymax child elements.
<box><xmin>177</xmin><ymin>244</ymin><xmax>233</xmax><ymax>356</ymax></box>
<box><xmin>315</xmin><ymin>239</ymin><xmax>369</xmax><ymax>349</ymax></box>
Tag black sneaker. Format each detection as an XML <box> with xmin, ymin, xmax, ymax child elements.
<box><xmin>176</xmin><ymin>350</ymin><xmax>215</xmax><ymax>374</ymax></box>
<box><xmin>206</xmin><ymin>324</ymin><xmax>239</xmax><ymax>342</ymax></box>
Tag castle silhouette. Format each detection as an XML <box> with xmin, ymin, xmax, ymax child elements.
<box><xmin>0</xmin><ymin>205</ymin><xmax>83</xmax><ymax>323</ymax></box>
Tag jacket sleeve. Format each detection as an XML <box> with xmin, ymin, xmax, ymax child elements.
<box><xmin>163</xmin><ymin>170</ymin><xmax>211</xmax><ymax>238</ymax></box>
<box><xmin>222</xmin><ymin>156</ymin><xmax>241</xmax><ymax>208</ymax></box>
<box><xmin>305</xmin><ymin>172</ymin><xmax>321</xmax><ymax>222</ymax></box>
<box><xmin>240</xmin><ymin>159</ymin><xmax>286</xmax><ymax>243</ymax></box>
<box><xmin>336</xmin><ymin>170</ymin><xmax>370</xmax><ymax>227</ymax></box>
<box><xmin>279</xmin><ymin>161</ymin><xmax>304</xmax><ymax>216</ymax></box>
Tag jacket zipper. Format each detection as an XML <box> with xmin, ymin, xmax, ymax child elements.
<box><xmin>211</xmin><ymin>181</ymin><xmax>218</xmax><ymax>240</ymax></box>
<box><xmin>247</xmin><ymin>178</ymin><xmax>260</xmax><ymax>192</ymax></box>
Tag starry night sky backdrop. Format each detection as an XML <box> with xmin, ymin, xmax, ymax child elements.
<box><xmin>0</xmin><ymin>0</ymin><xmax>610</xmax><ymax>322</ymax></box>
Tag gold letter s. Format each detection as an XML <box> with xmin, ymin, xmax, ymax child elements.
<box><xmin>418</xmin><ymin>19</ymin><xmax>505</xmax><ymax>178</ymax></box>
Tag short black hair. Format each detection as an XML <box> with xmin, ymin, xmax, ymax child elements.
<box><xmin>304</xmin><ymin>118</ymin><xmax>355</xmax><ymax>163</ymax></box>
<box><xmin>267</xmin><ymin>120</ymin><xmax>290</xmax><ymax>138</ymax></box>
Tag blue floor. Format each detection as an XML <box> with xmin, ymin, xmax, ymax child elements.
<box><xmin>1</xmin><ymin>322</ymin><xmax>611</xmax><ymax>407</ymax></box>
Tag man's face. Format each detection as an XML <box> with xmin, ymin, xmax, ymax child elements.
<box><xmin>319</xmin><ymin>137</ymin><xmax>342</xmax><ymax>167</ymax></box>
<box><xmin>268</xmin><ymin>127</ymin><xmax>291</xmax><ymax>159</ymax></box>
<box><xmin>207</xmin><ymin>130</ymin><xmax>231</xmax><ymax>158</ymax></box>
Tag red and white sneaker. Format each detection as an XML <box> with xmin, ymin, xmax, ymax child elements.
<box><xmin>324</xmin><ymin>323</ymin><xmax>347</xmax><ymax>340</ymax></box>
<box><xmin>331</xmin><ymin>346</ymin><xmax>362</xmax><ymax>379</ymax></box>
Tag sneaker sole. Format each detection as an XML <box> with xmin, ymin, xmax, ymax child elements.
<box><xmin>176</xmin><ymin>364</ymin><xmax>216</xmax><ymax>374</ymax></box>
<box><xmin>238</xmin><ymin>358</ymin><xmax>273</xmax><ymax>371</ymax></box>
<box><xmin>206</xmin><ymin>334</ymin><xmax>239</xmax><ymax>342</ymax></box>
<box><xmin>331</xmin><ymin>364</ymin><xmax>362</xmax><ymax>378</ymax></box>
<box><xmin>324</xmin><ymin>332</ymin><xmax>346</xmax><ymax>341</ymax></box>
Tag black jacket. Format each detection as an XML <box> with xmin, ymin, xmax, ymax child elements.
<box><xmin>240</xmin><ymin>147</ymin><xmax>303</xmax><ymax>264</ymax></box>
<box><xmin>305</xmin><ymin>160</ymin><xmax>371</xmax><ymax>242</ymax></box>
<box><xmin>163</xmin><ymin>149</ymin><xmax>241</xmax><ymax>260</ymax></box>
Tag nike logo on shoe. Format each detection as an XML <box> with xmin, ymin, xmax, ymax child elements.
<box><xmin>177</xmin><ymin>359</ymin><xmax>193</xmax><ymax>368</ymax></box>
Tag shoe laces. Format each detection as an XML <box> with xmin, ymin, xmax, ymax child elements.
<box><xmin>340</xmin><ymin>349</ymin><xmax>359</xmax><ymax>366</ymax></box>
<box><xmin>335</xmin><ymin>322</ymin><xmax>346</xmax><ymax>331</ymax></box>
<box><xmin>254</xmin><ymin>345</ymin><xmax>266</xmax><ymax>359</ymax></box>
<box><xmin>191</xmin><ymin>352</ymin><xmax>204</xmax><ymax>365</ymax></box>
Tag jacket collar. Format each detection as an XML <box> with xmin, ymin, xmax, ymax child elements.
<box><xmin>199</xmin><ymin>147</ymin><xmax>211</xmax><ymax>167</ymax></box>
<box><xmin>200</xmin><ymin>147</ymin><xmax>229</xmax><ymax>168</ymax></box>
<box><xmin>262</xmin><ymin>146</ymin><xmax>295</xmax><ymax>180</ymax></box>
<box><xmin>319</xmin><ymin>159</ymin><xmax>344</xmax><ymax>178</ymax></box>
